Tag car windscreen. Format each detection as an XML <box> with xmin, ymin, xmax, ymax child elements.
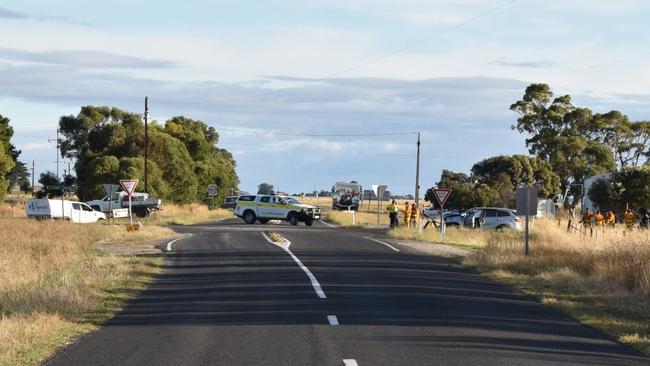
<box><xmin>237</xmin><ymin>195</ymin><xmax>256</xmax><ymax>202</ymax></box>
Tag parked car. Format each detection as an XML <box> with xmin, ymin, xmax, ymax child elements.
<box><xmin>26</xmin><ymin>199</ymin><xmax>106</xmax><ymax>223</ymax></box>
<box><xmin>86</xmin><ymin>191</ymin><xmax>161</xmax><ymax>218</ymax></box>
<box><xmin>462</xmin><ymin>207</ymin><xmax>521</xmax><ymax>230</ymax></box>
<box><xmin>443</xmin><ymin>212</ymin><xmax>463</xmax><ymax>227</ymax></box>
<box><xmin>220</xmin><ymin>195</ymin><xmax>239</xmax><ymax>210</ymax></box>
<box><xmin>234</xmin><ymin>194</ymin><xmax>321</xmax><ymax>226</ymax></box>
<box><xmin>422</xmin><ymin>205</ymin><xmax>441</xmax><ymax>219</ymax></box>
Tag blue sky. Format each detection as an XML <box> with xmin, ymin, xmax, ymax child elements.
<box><xmin>2</xmin><ymin>0</ymin><xmax>650</xmax><ymax>195</ymax></box>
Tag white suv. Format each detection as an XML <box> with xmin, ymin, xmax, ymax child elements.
<box><xmin>463</xmin><ymin>207</ymin><xmax>521</xmax><ymax>230</ymax></box>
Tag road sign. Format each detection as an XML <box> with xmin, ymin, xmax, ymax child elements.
<box><xmin>207</xmin><ymin>184</ymin><xmax>218</xmax><ymax>196</ymax></box>
<box><xmin>371</xmin><ymin>184</ymin><xmax>388</xmax><ymax>200</ymax></box>
<box><xmin>119</xmin><ymin>179</ymin><xmax>139</xmax><ymax>196</ymax></box>
<box><xmin>112</xmin><ymin>208</ymin><xmax>129</xmax><ymax>218</ymax></box>
<box><xmin>103</xmin><ymin>184</ymin><xmax>120</xmax><ymax>196</ymax></box>
<box><xmin>432</xmin><ymin>188</ymin><xmax>452</xmax><ymax>208</ymax></box>
<box><xmin>516</xmin><ymin>187</ymin><xmax>538</xmax><ymax>216</ymax></box>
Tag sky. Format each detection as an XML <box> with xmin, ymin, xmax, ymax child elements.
<box><xmin>2</xmin><ymin>0</ymin><xmax>650</xmax><ymax>195</ymax></box>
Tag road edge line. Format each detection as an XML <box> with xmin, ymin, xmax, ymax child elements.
<box><xmin>320</xmin><ymin>220</ymin><xmax>338</xmax><ymax>228</ymax></box>
<box><xmin>260</xmin><ymin>232</ymin><xmax>327</xmax><ymax>299</ymax></box>
<box><xmin>165</xmin><ymin>233</ymin><xmax>193</xmax><ymax>252</ymax></box>
<box><xmin>365</xmin><ymin>236</ymin><xmax>400</xmax><ymax>252</ymax></box>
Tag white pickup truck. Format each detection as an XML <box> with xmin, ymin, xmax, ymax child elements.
<box><xmin>234</xmin><ymin>195</ymin><xmax>321</xmax><ymax>226</ymax></box>
<box><xmin>26</xmin><ymin>199</ymin><xmax>106</xmax><ymax>223</ymax></box>
<box><xmin>86</xmin><ymin>192</ymin><xmax>161</xmax><ymax>218</ymax></box>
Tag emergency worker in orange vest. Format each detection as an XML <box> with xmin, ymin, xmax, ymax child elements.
<box><xmin>624</xmin><ymin>209</ymin><xmax>636</xmax><ymax>230</ymax></box>
<box><xmin>594</xmin><ymin>210</ymin><xmax>605</xmax><ymax>227</ymax></box>
<box><xmin>581</xmin><ymin>209</ymin><xmax>594</xmax><ymax>228</ymax></box>
<box><xmin>606</xmin><ymin>211</ymin><xmax>616</xmax><ymax>227</ymax></box>
<box><xmin>404</xmin><ymin>202</ymin><xmax>412</xmax><ymax>228</ymax></box>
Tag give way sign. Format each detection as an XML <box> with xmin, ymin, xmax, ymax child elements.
<box><xmin>433</xmin><ymin>188</ymin><xmax>452</xmax><ymax>208</ymax></box>
<box><xmin>119</xmin><ymin>179</ymin><xmax>139</xmax><ymax>196</ymax></box>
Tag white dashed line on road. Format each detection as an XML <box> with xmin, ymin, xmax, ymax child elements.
<box><xmin>165</xmin><ymin>234</ymin><xmax>193</xmax><ymax>252</ymax></box>
<box><xmin>365</xmin><ymin>236</ymin><xmax>400</xmax><ymax>252</ymax></box>
<box><xmin>343</xmin><ymin>359</ymin><xmax>358</xmax><ymax>366</ymax></box>
<box><xmin>327</xmin><ymin>315</ymin><xmax>339</xmax><ymax>325</ymax></box>
<box><xmin>261</xmin><ymin>232</ymin><xmax>327</xmax><ymax>299</ymax></box>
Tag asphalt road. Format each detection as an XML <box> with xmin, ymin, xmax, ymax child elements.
<box><xmin>45</xmin><ymin>218</ymin><xmax>649</xmax><ymax>366</ymax></box>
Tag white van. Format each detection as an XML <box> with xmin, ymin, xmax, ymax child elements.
<box><xmin>26</xmin><ymin>199</ymin><xmax>106</xmax><ymax>224</ymax></box>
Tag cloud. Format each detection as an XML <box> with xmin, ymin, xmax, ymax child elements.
<box><xmin>491</xmin><ymin>59</ymin><xmax>557</xmax><ymax>69</ymax></box>
<box><xmin>0</xmin><ymin>47</ymin><xmax>176</xmax><ymax>69</ymax></box>
<box><xmin>0</xmin><ymin>7</ymin><xmax>27</xmax><ymax>19</ymax></box>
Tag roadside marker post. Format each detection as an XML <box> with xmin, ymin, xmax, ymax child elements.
<box><xmin>119</xmin><ymin>179</ymin><xmax>139</xmax><ymax>226</ymax></box>
<box><xmin>432</xmin><ymin>188</ymin><xmax>452</xmax><ymax>241</ymax></box>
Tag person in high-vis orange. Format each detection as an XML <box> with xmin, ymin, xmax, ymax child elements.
<box><xmin>594</xmin><ymin>210</ymin><xmax>604</xmax><ymax>227</ymax></box>
<box><xmin>582</xmin><ymin>209</ymin><xmax>594</xmax><ymax>228</ymax></box>
<box><xmin>404</xmin><ymin>202</ymin><xmax>412</xmax><ymax>228</ymax></box>
<box><xmin>606</xmin><ymin>211</ymin><xmax>616</xmax><ymax>227</ymax></box>
<box><xmin>624</xmin><ymin>209</ymin><xmax>636</xmax><ymax>230</ymax></box>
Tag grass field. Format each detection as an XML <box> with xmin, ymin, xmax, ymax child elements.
<box><xmin>0</xmin><ymin>196</ymin><xmax>230</xmax><ymax>366</ymax></box>
<box><xmin>388</xmin><ymin>219</ymin><xmax>650</xmax><ymax>355</ymax></box>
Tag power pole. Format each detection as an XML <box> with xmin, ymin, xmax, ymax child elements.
<box><xmin>48</xmin><ymin>129</ymin><xmax>61</xmax><ymax>181</ymax></box>
<box><xmin>144</xmin><ymin>96</ymin><xmax>149</xmax><ymax>193</ymax></box>
<box><xmin>31</xmin><ymin>159</ymin><xmax>35</xmax><ymax>196</ymax></box>
<box><xmin>415</xmin><ymin>132</ymin><xmax>421</xmax><ymax>212</ymax></box>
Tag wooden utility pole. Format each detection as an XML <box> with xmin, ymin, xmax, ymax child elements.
<box><xmin>144</xmin><ymin>96</ymin><xmax>148</xmax><ymax>193</ymax></box>
<box><xmin>415</xmin><ymin>132</ymin><xmax>421</xmax><ymax>214</ymax></box>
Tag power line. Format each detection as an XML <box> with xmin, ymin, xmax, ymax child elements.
<box><xmin>214</xmin><ymin>0</ymin><xmax>518</xmax><ymax>104</ymax></box>
<box><xmin>325</xmin><ymin>0</ymin><xmax>518</xmax><ymax>78</ymax></box>
<box><xmin>214</xmin><ymin>126</ymin><xmax>418</xmax><ymax>137</ymax></box>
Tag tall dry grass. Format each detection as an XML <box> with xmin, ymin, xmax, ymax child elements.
<box><xmin>146</xmin><ymin>203</ymin><xmax>233</xmax><ymax>225</ymax></box>
<box><xmin>0</xmin><ymin>219</ymin><xmax>175</xmax><ymax>366</ymax></box>
<box><xmin>325</xmin><ymin>210</ymin><xmax>390</xmax><ymax>227</ymax></box>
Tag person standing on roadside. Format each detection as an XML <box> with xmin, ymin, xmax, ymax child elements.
<box><xmin>624</xmin><ymin>208</ymin><xmax>636</xmax><ymax>230</ymax></box>
<box><xmin>606</xmin><ymin>210</ymin><xmax>616</xmax><ymax>228</ymax></box>
<box><xmin>410</xmin><ymin>203</ymin><xmax>418</xmax><ymax>228</ymax></box>
<box><xmin>386</xmin><ymin>200</ymin><xmax>399</xmax><ymax>228</ymax></box>
<box><xmin>404</xmin><ymin>202</ymin><xmax>412</xmax><ymax>228</ymax></box>
<box><xmin>581</xmin><ymin>208</ymin><xmax>594</xmax><ymax>228</ymax></box>
<box><xmin>594</xmin><ymin>210</ymin><xmax>604</xmax><ymax>228</ymax></box>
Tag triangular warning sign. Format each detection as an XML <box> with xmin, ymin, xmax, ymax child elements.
<box><xmin>119</xmin><ymin>179</ymin><xmax>139</xmax><ymax>196</ymax></box>
<box><xmin>433</xmin><ymin>188</ymin><xmax>452</xmax><ymax>208</ymax></box>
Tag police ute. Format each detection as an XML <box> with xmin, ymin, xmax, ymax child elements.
<box><xmin>234</xmin><ymin>195</ymin><xmax>321</xmax><ymax>226</ymax></box>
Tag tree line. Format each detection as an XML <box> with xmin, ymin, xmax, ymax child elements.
<box><xmin>426</xmin><ymin>83</ymin><xmax>650</xmax><ymax>211</ymax></box>
<box><xmin>0</xmin><ymin>107</ymin><xmax>240</xmax><ymax>206</ymax></box>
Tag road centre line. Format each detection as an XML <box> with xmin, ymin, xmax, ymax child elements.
<box><xmin>327</xmin><ymin>315</ymin><xmax>339</xmax><ymax>325</ymax></box>
<box><xmin>260</xmin><ymin>232</ymin><xmax>327</xmax><ymax>299</ymax></box>
<box><xmin>166</xmin><ymin>234</ymin><xmax>193</xmax><ymax>252</ymax></box>
<box><xmin>364</xmin><ymin>236</ymin><xmax>400</xmax><ymax>252</ymax></box>
<box><xmin>343</xmin><ymin>360</ymin><xmax>359</xmax><ymax>366</ymax></box>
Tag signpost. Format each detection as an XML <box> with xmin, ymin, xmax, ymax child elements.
<box><xmin>372</xmin><ymin>185</ymin><xmax>388</xmax><ymax>225</ymax></box>
<box><xmin>112</xmin><ymin>208</ymin><xmax>129</xmax><ymax>219</ymax></box>
<box><xmin>432</xmin><ymin>188</ymin><xmax>452</xmax><ymax>240</ymax></box>
<box><xmin>103</xmin><ymin>184</ymin><xmax>120</xmax><ymax>223</ymax></box>
<box><xmin>207</xmin><ymin>184</ymin><xmax>218</xmax><ymax>209</ymax></box>
<box><xmin>119</xmin><ymin>179</ymin><xmax>139</xmax><ymax>225</ymax></box>
<box><xmin>516</xmin><ymin>186</ymin><xmax>538</xmax><ymax>255</ymax></box>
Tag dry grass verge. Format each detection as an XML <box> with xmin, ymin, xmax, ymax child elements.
<box><xmin>389</xmin><ymin>219</ymin><xmax>650</xmax><ymax>355</ymax></box>
<box><xmin>325</xmin><ymin>210</ymin><xmax>390</xmax><ymax>227</ymax></box>
<box><xmin>0</xmin><ymin>219</ymin><xmax>175</xmax><ymax>366</ymax></box>
<box><xmin>145</xmin><ymin>203</ymin><xmax>233</xmax><ymax>225</ymax></box>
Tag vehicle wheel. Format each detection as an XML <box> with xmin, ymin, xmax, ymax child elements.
<box><xmin>134</xmin><ymin>207</ymin><xmax>149</xmax><ymax>218</ymax></box>
<box><xmin>243</xmin><ymin>210</ymin><xmax>256</xmax><ymax>224</ymax></box>
<box><xmin>496</xmin><ymin>225</ymin><xmax>507</xmax><ymax>231</ymax></box>
<box><xmin>447</xmin><ymin>223</ymin><xmax>460</xmax><ymax>228</ymax></box>
<box><xmin>305</xmin><ymin>217</ymin><xmax>313</xmax><ymax>226</ymax></box>
<box><xmin>288</xmin><ymin>212</ymin><xmax>299</xmax><ymax>226</ymax></box>
<box><xmin>258</xmin><ymin>219</ymin><xmax>269</xmax><ymax>224</ymax></box>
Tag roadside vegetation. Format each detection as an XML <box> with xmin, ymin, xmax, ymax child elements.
<box><xmin>388</xmin><ymin>219</ymin><xmax>650</xmax><ymax>355</ymax></box>
<box><xmin>0</xmin><ymin>198</ymin><xmax>231</xmax><ymax>366</ymax></box>
<box><xmin>325</xmin><ymin>210</ymin><xmax>390</xmax><ymax>227</ymax></box>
